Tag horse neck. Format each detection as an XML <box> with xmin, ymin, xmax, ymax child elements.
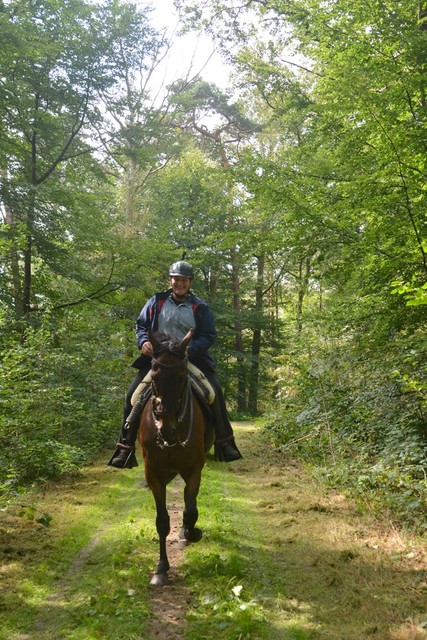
<box><xmin>160</xmin><ymin>369</ymin><xmax>181</xmax><ymax>414</ymax></box>
<box><xmin>152</xmin><ymin>355</ymin><xmax>187</xmax><ymax>415</ymax></box>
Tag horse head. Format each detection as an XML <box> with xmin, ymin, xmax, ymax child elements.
<box><xmin>149</xmin><ymin>329</ymin><xmax>192</xmax><ymax>358</ymax></box>
<box><xmin>148</xmin><ymin>330</ymin><xmax>192</xmax><ymax>441</ymax></box>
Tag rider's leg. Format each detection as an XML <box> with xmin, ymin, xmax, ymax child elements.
<box><xmin>206</xmin><ymin>375</ymin><xmax>242</xmax><ymax>463</ymax></box>
<box><xmin>108</xmin><ymin>368</ymin><xmax>149</xmax><ymax>469</ymax></box>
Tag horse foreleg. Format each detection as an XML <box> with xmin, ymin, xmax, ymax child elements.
<box><xmin>180</xmin><ymin>470</ymin><xmax>202</xmax><ymax>543</ymax></box>
<box><xmin>150</xmin><ymin>481</ymin><xmax>170</xmax><ymax>586</ymax></box>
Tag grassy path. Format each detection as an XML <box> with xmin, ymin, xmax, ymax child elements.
<box><xmin>0</xmin><ymin>423</ymin><xmax>426</xmax><ymax>640</ymax></box>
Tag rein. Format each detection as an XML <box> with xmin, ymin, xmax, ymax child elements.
<box><xmin>151</xmin><ymin>351</ymin><xmax>194</xmax><ymax>449</ymax></box>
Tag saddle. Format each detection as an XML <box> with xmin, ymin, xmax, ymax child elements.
<box><xmin>130</xmin><ymin>362</ymin><xmax>215</xmax><ymax>408</ymax></box>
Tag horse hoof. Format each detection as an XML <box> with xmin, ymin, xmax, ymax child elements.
<box><xmin>190</xmin><ymin>528</ymin><xmax>202</xmax><ymax>543</ymax></box>
<box><xmin>183</xmin><ymin>527</ymin><xmax>202</xmax><ymax>543</ymax></box>
<box><xmin>150</xmin><ymin>572</ymin><xmax>169</xmax><ymax>587</ymax></box>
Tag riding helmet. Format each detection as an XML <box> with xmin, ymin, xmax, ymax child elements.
<box><xmin>169</xmin><ymin>261</ymin><xmax>194</xmax><ymax>279</ymax></box>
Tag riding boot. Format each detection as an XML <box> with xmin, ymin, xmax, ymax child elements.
<box><xmin>108</xmin><ymin>374</ymin><xmax>152</xmax><ymax>469</ymax></box>
<box><xmin>210</xmin><ymin>396</ymin><xmax>242</xmax><ymax>463</ymax></box>
<box><xmin>108</xmin><ymin>416</ymin><xmax>139</xmax><ymax>469</ymax></box>
<box><xmin>214</xmin><ymin>435</ymin><xmax>242</xmax><ymax>462</ymax></box>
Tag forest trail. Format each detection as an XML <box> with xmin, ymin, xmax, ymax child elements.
<box><xmin>0</xmin><ymin>423</ymin><xmax>426</xmax><ymax>640</ymax></box>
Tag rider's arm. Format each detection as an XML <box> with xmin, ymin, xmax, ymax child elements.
<box><xmin>135</xmin><ymin>296</ymin><xmax>156</xmax><ymax>349</ymax></box>
<box><xmin>187</xmin><ymin>302</ymin><xmax>216</xmax><ymax>359</ymax></box>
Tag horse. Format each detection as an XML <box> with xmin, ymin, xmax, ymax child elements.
<box><xmin>138</xmin><ymin>329</ymin><xmax>215</xmax><ymax>586</ymax></box>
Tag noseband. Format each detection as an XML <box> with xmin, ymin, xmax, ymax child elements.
<box><xmin>151</xmin><ymin>350</ymin><xmax>193</xmax><ymax>449</ymax></box>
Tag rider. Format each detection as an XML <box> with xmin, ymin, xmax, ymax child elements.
<box><xmin>108</xmin><ymin>260</ymin><xmax>242</xmax><ymax>468</ymax></box>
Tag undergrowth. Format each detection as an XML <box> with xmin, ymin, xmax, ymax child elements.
<box><xmin>262</xmin><ymin>412</ymin><xmax>427</xmax><ymax>532</ymax></box>
<box><xmin>263</xmin><ymin>329</ymin><xmax>427</xmax><ymax>533</ymax></box>
<box><xmin>0</xmin><ymin>315</ymin><xmax>127</xmax><ymax>503</ymax></box>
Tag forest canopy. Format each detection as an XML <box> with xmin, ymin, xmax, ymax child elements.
<box><xmin>0</xmin><ymin>0</ymin><xmax>426</xmax><ymax>529</ymax></box>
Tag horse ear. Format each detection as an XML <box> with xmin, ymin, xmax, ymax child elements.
<box><xmin>149</xmin><ymin>330</ymin><xmax>161</xmax><ymax>353</ymax></box>
<box><xmin>180</xmin><ymin>330</ymin><xmax>193</xmax><ymax>352</ymax></box>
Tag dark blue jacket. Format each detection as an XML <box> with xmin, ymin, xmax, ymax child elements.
<box><xmin>132</xmin><ymin>290</ymin><xmax>216</xmax><ymax>372</ymax></box>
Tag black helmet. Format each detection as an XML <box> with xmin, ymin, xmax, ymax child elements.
<box><xmin>169</xmin><ymin>260</ymin><xmax>194</xmax><ymax>279</ymax></box>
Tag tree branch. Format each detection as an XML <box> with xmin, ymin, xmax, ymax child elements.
<box><xmin>53</xmin><ymin>256</ymin><xmax>121</xmax><ymax>310</ymax></box>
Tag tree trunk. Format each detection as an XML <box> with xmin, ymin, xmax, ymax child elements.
<box><xmin>419</xmin><ymin>2</ymin><xmax>427</xmax><ymax>30</ymax></box>
<box><xmin>209</xmin><ymin>269</ymin><xmax>218</xmax><ymax>304</ymax></box>
<box><xmin>124</xmin><ymin>159</ymin><xmax>138</xmax><ymax>236</ymax></box>
<box><xmin>296</xmin><ymin>256</ymin><xmax>311</xmax><ymax>337</ymax></box>
<box><xmin>22</xmin><ymin>232</ymin><xmax>32</xmax><ymax>317</ymax></box>
<box><xmin>22</xmin><ymin>122</ymin><xmax>39</xmax><ymax>318</ymax></box>
<box><xmin>230</xmin><ymin>244</ymin><xmax>246</xmax><ymax>412</ymax></box>
<box><xmin>248</xmin><ymin>252</ymin><xmax>265</xmax><ymax>415</ymax></box>
<box><xmin>2</xmin><ymin>167</ymin><xmax>24</xmax><ymax>318</ymax></box>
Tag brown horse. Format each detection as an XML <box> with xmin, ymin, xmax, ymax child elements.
<box><xmin>138</xmin><ymin>330</ymin><xmax>215</xmax><ymax>586</ymax></box>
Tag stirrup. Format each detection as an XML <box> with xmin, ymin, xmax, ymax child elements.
<box><xmin>108</xmin><ymin>443</ymin><xmax>138</xmax><ymax>469</ymax></box>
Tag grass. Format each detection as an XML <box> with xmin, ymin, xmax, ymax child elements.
<box><xmin>0</xmin><ymin>459</ymin><xmax>157</xmax><ymax>640</ymax></box>
<box><xmin>0</xmin><ymin>422</ymin><xmax>426</xmax><ymax>640</ymax></box>
<box><xmin>181</xmin><ymin>422</ymin><xmax>427</xmax><ymax>640</ymax></box>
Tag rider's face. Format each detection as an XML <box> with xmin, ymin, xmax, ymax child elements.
<box><xmin>170</xmin><ymin>276</ymin><xmax>191</xmax><ymax>298</ymax></box>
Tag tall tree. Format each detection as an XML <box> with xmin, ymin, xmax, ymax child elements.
<box><xmin>0</xmin><ymin>0</ymin><xmax>159</xmax><ymax>327</ymax></box>
<box><xmin>93</xmin><ymin>1</ymin><xmax>175</xmax><ymax>237</ymax></box>
<box><xmin>168</xmin><ymin>79</ymin><xmax>259</xmax><ymax>410</ymax></box>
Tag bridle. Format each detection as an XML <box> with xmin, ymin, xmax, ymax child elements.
<box><xmin>150</xmin><ymin>350</ymin><xmax>193</xmax><ymax>449</ymax></box>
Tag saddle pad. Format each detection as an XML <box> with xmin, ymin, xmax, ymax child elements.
<box><xmin>130</xmin><ymin>364</ymin><xmax>215</xmax><ymax>406</ymax></box>
<box><xmin>130</xmin><ymin>372</ymin><xmax>152</xmax><ymax>407</ymax></box>
<box><xmin>186</xmin><ymin>363</ymin><xmax>215</xmax><ymax>405</ymax></box>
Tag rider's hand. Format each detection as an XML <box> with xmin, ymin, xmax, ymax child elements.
<box><xmin>141</xmin><ymin>341</ymin><xmax>153</xmax><ymax>356</ymax></box>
